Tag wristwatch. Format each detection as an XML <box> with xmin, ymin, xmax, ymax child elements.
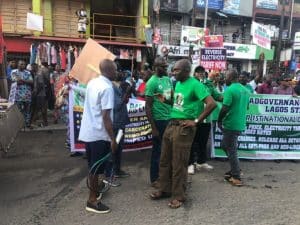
<box><xmin>194</xmin><ymin>118</ymin><xmax>199</xmax><ymax>124</ymax></box>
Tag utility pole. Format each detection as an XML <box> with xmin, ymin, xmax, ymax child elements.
<box><xmin>275</xmin><ymin>0</ymin><xmax>287</xmax><ymax>76</ymax></box>
<box><xmin>191</xmin><ymin>0</ymin><xmax>196</xmax><ymax>26</ymax></box>
<box><xmin>204</xmin><ymin>0</ymin><xmax>208</xmax><ymax>29</ymax></box>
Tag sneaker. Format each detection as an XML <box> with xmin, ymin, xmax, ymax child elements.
<box><xmin>103</xmin><ymin>178</ymin><xmax>121</xmax><ymax>187</ymax></box>
<box><xmin>195</xmin><ymin>163</ymin><xmax>214</xmax><ymax>170</ymax></box>
<box><xmin>86</xmin><ymin>201</ymin><xmax>110</xmax><ymax>214</ymax></box>
<box><xmin>188</xmin><ymin>165</ymin><xmax>195</xmax><ymax>175</ymax></box>
<box><xmin>226</xmin><ymin>177</ymin><xmax>243</xmax><ymax>187</ymax></box>
<box><xmin>98</xmin><ymin>181</ymin><xmax>110</xmax><ymax>193</ymax></box>
<box><xmin>96</xmin><ymin>192</ymin><xmax>103</xmax><ymax>201</ymax></box>
<box><xmin>114</xmin><ymin>170</ymin><xmax>130</xmax><ymax>178</ymax></box>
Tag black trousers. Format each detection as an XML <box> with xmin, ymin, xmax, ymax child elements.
<box><xmin>189</xmin><ymin>123</ymin><xmax>211</xmax><ymax>165</ymax></box>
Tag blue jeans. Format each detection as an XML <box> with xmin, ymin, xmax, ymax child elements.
<box><xmin>150</xmin><ymin>120</ymin><xmax>169</xmax><ymax>183</ymax></box>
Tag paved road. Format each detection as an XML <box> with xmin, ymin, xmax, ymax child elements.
<box><xmin>0</xmin><ymin>130</ymin><xmax>299</xmax><ymax>225</ymax></box>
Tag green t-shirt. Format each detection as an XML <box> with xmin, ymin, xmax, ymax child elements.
<box><xmin>145</xmin><ymin>74</ymin><xmax>173</xmax><ymax>120</ymax></box>
<box><xmin>222</xmin><ymin>83</ymin><xmax>250</xmax><ymax>131</ymax></box>
<box><xmin>196</xmin><ymin>79</ymin><xmax>223</xmax><ymax>122</ymax></box>
<box><xmin>245</xmin><ymin>84</ymin><xmax>254</xmax><ymax>93</ymax></box>
<box><xmin>171</xmin><ymin>77</ymin><xmax>209</xmax><ymax>119</ymax></box>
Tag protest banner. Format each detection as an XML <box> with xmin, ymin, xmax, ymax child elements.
<box><xmin>212</xmin><ymin>94</ymin><xmax>300</xmax><ymax>160</ymax></box>
<box><xmin>123</xmin><ymin>98</ymin><xmax>152</xmax><ymax>151</ymax></box>
<box><xmin>200</xmin><ymin>48</ymin><xmax>227</xmax><ymax>70</ymax></box>
<box><xmin>204</xmin><ymin>35</ymin><xmax>223</xmax><ymax>48</ymax></box>
<box><xmin>69</xmin><ymin>38</ymin><xmax>116</xmax><ymax>84</ymax></box>
<box><xmin>69</xmin><ymin>86</ymin><xmax>152</xmax><ymax>152</ymax></box>
<box><xmin>251</xmin><ymin>21</ymin><xmax>271</xmax><ymax>50</ymax></box>
<box><xmin>69</xmin><ymin>86</ymin><xmax>86</xmax><ymax>152</ymax></box>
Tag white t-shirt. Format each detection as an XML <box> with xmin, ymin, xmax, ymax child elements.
<box><xmin>248</xmin><ymin>80</ymin><xmax>258</xmax><ymax>94</ymax></box>
<box><xmin>79</xmin><ymin>76</ymin><xmax>114</xmax><ymax>142</ymax></box>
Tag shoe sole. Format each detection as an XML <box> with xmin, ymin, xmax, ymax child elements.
<box><xmin>96</xmin><ymin>193</ymin><xmax>103</xmax><ymax>201</ymax></box>
<box><xmin>114</xmin><ymin>175</ymin><xmax>130</xmax><ymax>178</ymax></box>
<box><xmin>85</xmin><ymin>206</ymin><xmax>110</xmax><ymax>214</ymax></box>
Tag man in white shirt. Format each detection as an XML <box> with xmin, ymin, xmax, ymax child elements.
<box><xmin>79</xmin><ymin>59</ymin><xmax>117</xmax><ymax>214</ymax></box>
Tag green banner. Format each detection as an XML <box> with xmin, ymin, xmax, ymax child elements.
<box><xmin>213</xmin><ymin>94</ymin><xmax>300</xmax><ymax>159</ymax></box>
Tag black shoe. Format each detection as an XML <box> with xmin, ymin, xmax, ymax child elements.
<box><xmin>70</xmin><ymin>152</ymin><xmax>83</xmax><ymax>157</ymax></box>
<box><xmin>114</xmin><ymin>170</ymin><xmax>130</xmax><ymax>178</ymax></box>
<box><xmin>86</xmin><ymin>201</ymin><xmax>110</xmax><ymax>214</ymax></box>
<box><xmin>98</xmin><ymin>181</ymin><xmax>110</xmax><ymax>193</ymax></box>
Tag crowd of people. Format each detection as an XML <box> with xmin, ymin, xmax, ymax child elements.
<box><xmin>77</xmin><ymin>56</ymin><xmax>300</xmax><ymax>214</ymax></box>
<box><xmin>6</xmin><ymin>59</ymin><xmax>71</xmax><ymax>131</ymax></box>
<box><xmin>6</xmin><ymin>57</ymin><xmax>300</xmax><ymax>214</ymax></box>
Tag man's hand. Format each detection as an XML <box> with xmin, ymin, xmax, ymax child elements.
<box><xmin>152</xmin><ymin>127</ymin><xmax>160</xmax><ymax>139</ymax></box>
<box><xmin>111</xmin><ymin>139</ymin><xmax>118</xmax><ymax>154</ymax></box>
<box><xmin>181</xmin><ymin>120</ymin><xmax>197</xmax><ymax>128</ymax></box>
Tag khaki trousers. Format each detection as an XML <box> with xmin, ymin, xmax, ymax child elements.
<box><xmin>158</xmin><ymin>122</ymin><xmax>196</xmax><ymax>200</ymax></box>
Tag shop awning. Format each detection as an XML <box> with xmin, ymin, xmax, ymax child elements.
<box><xmin>23</xmin><ymin>36</ymin><xmax>150</xmax><ymax>48</ymax></box>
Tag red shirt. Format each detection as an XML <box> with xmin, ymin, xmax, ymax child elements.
<box><xmin>256</xmin><ymin>83</ymin><xmax>273</xmax><ymax>94</ymax></box>
<box><xmin>137</xmin><ymin>82</ymin><xmax>146</xmax><ymax>100</ymax></box>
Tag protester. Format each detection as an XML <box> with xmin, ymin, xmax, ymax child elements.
<box><xmin>6</xmin><ymin>60</ymin><xmax>17</xmax><ymax>92</ymax></box>
<box><xmin>11</xmin><ymin>60</ymin><xmax>34</xmax><ymax>128</ymax></box>
<box><xmin>294</xmin><ymin>80</ymin><xmax>300</xmax><ymax>96</ymax></box>
<box><xmin>136</xmin><ymin>64</ymin><xmax>152</xmax><ymax>100</ymax></box>
<box><xmin>51</xmin><ymin>65</ymin><xmax>62</xmax><ymax>123</ymax></box>
<box><xmin>256</xmin><ymin>74</ymin><xmax>273</xmax><ymax>94</ymax></box>
<box><xmin>55</xmin><ymin>74</ymin><xmax>71</xmax><ymax>149</ymax></box>
<box><xmin>188</xmin><ymin>67</ymin><xmax>222</xmax><ymax>175</ymax></box>
<box><xmin>145</xmin><ymin>57</ymin><xmax>173</xmax><ymax>188</ymax></box>
<box><xmin>78</xmin><ymin>59</ymin><xmax>117</xmax><ymax>214</ymax></box>
<box><xmin>104</xmin><ymin>70</ymin><xmax>131</xmax><ymax>186</ymax></box>
<box><xmin>218</xmin><ymin>69</ymin><xmax>250</xmax><ymax>186</ymax></box>
<box><xmin>248</xmin><ymin>74</ymin><xmax>262</xmax><ymax>93</ymax></box>
<box><xmin>239</xmin><ymin>71</ymin><xmax>254</xmax><ymax>94</ymax></box>
<box><xmin>272</xmin><ymin>75</ymin><xmax>295</xmax><ymax>95</ymax></box>
<box><xmin>31</xmin><ymin>68</ymin><xmax>49</xmax><ymax>127</ymax></box>
<box><xmin>150</xmin><ymin>59</ymin><xmax>216</xmax><ymax>209</ymax></box>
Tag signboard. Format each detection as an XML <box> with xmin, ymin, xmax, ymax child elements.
<box><xmin>222</xmin><ymin>0</ymin><xmax>241</xmax><ymax>15</ymax></box>
<box><xmin>223</xmin><ymin>42</ymin><xmax>256</xmax><ymax>59</ymax></box>
<box><xmin>69</xmin><ymin>87</ymin><xmax>152</xmax><ymax>152</ymax></box>
<box><xmin>157</xmin><ymin>45</ymin><xmax>200</xmax><ymax>57</ymax></box>
<box><xmin>69</xmin><ymin>38</ymin><xmax>116</xmax><ymax>85</ymax></box>
<box><xmin>26</xmin><ymin>13</ymin><xmax>43</xmax><ymax>32</ymax></box>
<box><xmin>200</xmin><ymin>48</ymin><xmax>227</xmax><ymax>70</ymax></box>
<box><xmin>294</xmin><ymin>32</ymin><xmax>300</xmax><ymax>43</ymax></box>
<box><xmin>180</xmin><ymin>26</ymin><xmax>208</xmax><ymax>47</ymax></box>
<box><xmin>204</xmin><ymin>35</ymin><xmax>224</xmax><ymax>48</ymax></box>
<box><xmin>256</xmin><ymin>0</ymin><xmax>278</xmax><ymax>10</ymax></box>
<box><xmin>213</xmin><ymin>94</ymin><xmax>300</xmax><ymax>159</ymax></box>
<box><xmin>196</xmin><ymin>0</ymin><xmax>224</xmax><ymax>10</ymax></box>
<box><xmin>251</xmin><ymin>21</ymin><xmax>271</xmax><ymax>50</ymax></box>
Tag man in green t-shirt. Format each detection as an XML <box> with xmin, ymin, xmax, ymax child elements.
<box><xmin>150</xmin><ymin>59</ymin><xmax>216</xmax><ymax>209</ymax></box>
<box><xmin>188</xmin><ymin>66</ymin><xmax>223</xmax><ymax>175</ymax></box>
<box><xmin>218</xmin><ymin>69</ymin><xmax>250</xmax><ymax>187</ymax></box>
<box><xmin>145</xmin><ymin>57</ymin><xmax>173</xmax><ymax>187</ymax></box>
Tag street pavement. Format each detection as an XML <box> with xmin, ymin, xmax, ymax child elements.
<box><xmin>0</xmin><ymin>129</ymin><xmax>300</xmax><ymax>225</ymax></box>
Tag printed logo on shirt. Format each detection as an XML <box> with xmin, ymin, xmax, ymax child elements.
<box><xmin>173</xmin><ymin>93</ymin><xmax>184</xmax><ymax>111</ymax></box>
